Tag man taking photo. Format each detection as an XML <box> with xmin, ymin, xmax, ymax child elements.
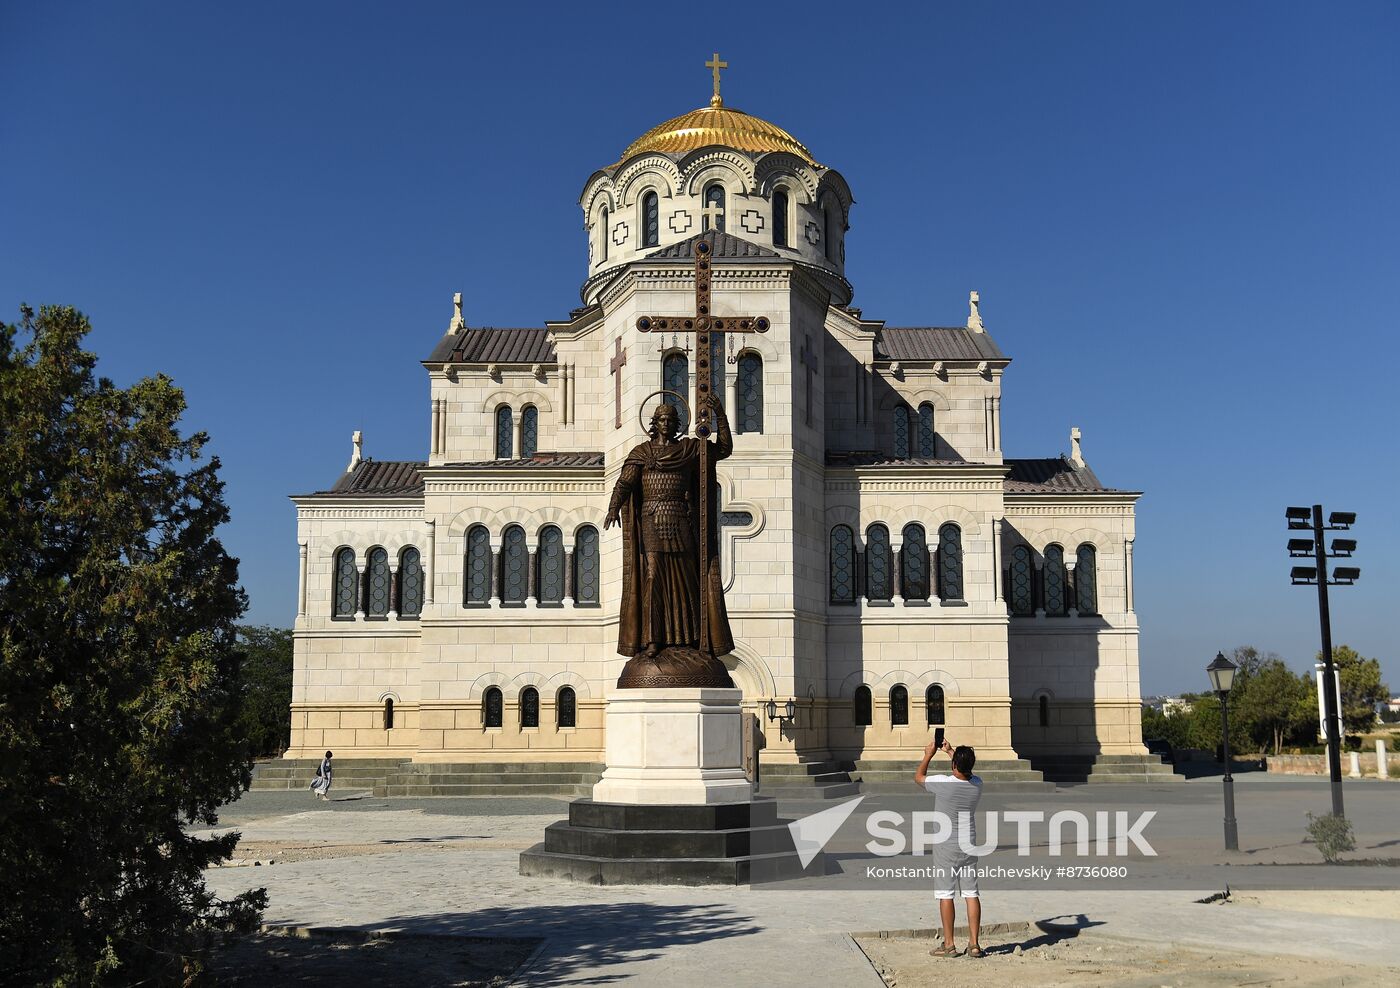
<box><xmin>914</xmin><ymin>737</ymin><xmax>984</xmax><ymax>958</ymax></box>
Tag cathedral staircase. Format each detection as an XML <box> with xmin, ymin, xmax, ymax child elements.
<box><xmin>851</xmin><ymin>758</ymin><xmax>1055</xmax><ymax>794</ymax></box>
<box><xmin>1026</xmin><ymin>752</ymin><xmax>1183</xmax><ymax>786</ymax></box>
<box><xmin>756</xmin><ymin>759</ymin><xmax>861</xmax><ymax>800</ymax></box>
<box><xmin>249</xmin><ymin>758</ymin><xmax>604</xmax><ymax>797</ymax></box>
<box><xmin>249</xmin><ymin>758</ymin><xmax>410</xmax><ymax>793</ymax></box>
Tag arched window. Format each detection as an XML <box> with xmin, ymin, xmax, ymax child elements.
<box><xmin>772</xmin><ymin>188</ymin><xmax>789</xmax><ymax>247</ymax></box>
<box><xmin>824</xmin><ymin>200</ymin><xmax>840</xmax><ymax>262</ymax></box>
<box><xmin>383</xmin><ymin>696</ymin><xmax>395</xmax><ymax>730</ymax></box>
<box><xmin>1039</xmin><ymin>694</ymin><xmax>1049</xmax><ymax>727</ymax></box>
<box><xmin>830</xmin><ymin>525</ymin><xmax>856</xmax><ymax>604</ymax></box>
<box><xmin>500</xmin><ymin>525</ymin><xmax>527</xmax><ymax>604</ymax></box>
<box><xmin>893</xmin><ymin>404</ymin><xmax>911</xmax><ymax>459</ymax></box>
<box><xmin>557</xmin><ymin>686</ymin><xmax>577</xmax><ymax>728</ymax></box>
<box><xmin>853</xmin><ymin>685</ymin><xmax>872</xmax><ymax>727</ymax></box>
<box><xmin>520</xmin><ymin>686</ymin><xmax>540</xmax><ymax>728</ymax></box>
<box><xmin>937</xmin><ymin>523</ymin><xmax>964</xmax><ymax>601</ymax></box>
<box><xmin>465</xmin><ymin>525</ymin><xmax>491</xmax><ymax>604</ymax></box>
<box><xmin>574</xmin><ymin>525</ymin><xmax>600</xmax><ymax>605</ymax></box>
<box><xmin>1044</xmin><ymin>544</ymin><xmax>1068</xmax><ymax>616</ymax></box>
<box><xmin>1009</xmin><ymin>545</ymin><xmax>1034</xmax><ymax>616</ymax></box>
<box><xmin>641</xmin><ymin>191</ymin><xmax>659</xmax><ymax>248</ymax></box>
<box><xmin>736</xmin><ymin>353</ymin><xmax>763</xmax><ymax>434</ymax></box>
<box><xmin>1076</xmin><ymin>544</ymin><xmax>1098</xmax><ymax>615</ymax></box>
<box><xmin>926</xmin><ymin>684</ymin><xmax>945</xmax><ymax>726</ymax></box>
<box><xmin>399</xmin><ymin>547</ymin><xmax>423</xmax><ymax>618</ymax></box>
<box><xmin>918</xmin><ymin>403</ymin><xmax>936</xmax><ymax>458</ymax></box>
<box><xmin>495</xmin><ymin>405</ymin><xmax>513</xmax><ymax>459</ymax></box>
<box><xmin>900</xmin><ymin>523</ymin><xmax>930</xmax><ymax>601</ymax></box>
<box><xmin>703</xmin><ymin>183</ymin><xmax>725</xmax><ymax>232</ymax></box>
<box><xmin>599</xmin><ymin>205</ymin><xmax>609</xmax><ymax>262</ymax></box>
<box><xmin>537</xmin><ymin>525</ymin><xmax>564</xmax><ymax>604</ymax></box>
<box><xmin>333</xmin><ymin>547</ymin><xmax>358</xmax><ymax>617</ymax></box>
<box><xmin>662</xmin><ymin>352</ymin><xmax>689</xmax><ymax>432</ymax></box>
<box><xmin>483</xmin><ymin>687</ymin><xmax>503</xmax><ymax>729</ymax></box>
<box><xmin>890</xmin><ymin>684</ymin><xmax>909</xmax><ymax>726</ymax></box>
<box><xmin>366</xmin><ymin>547</ymin><xmax>390</xmax><ymax>618</ymax></box>
<box><xmin>520</xmin><ymin>405</ymin><xmax>538</xmax><ymax>458</ymax></box>
<box><xmin>866</xmin><ymin>524</ymin><xmax>892</xmax><ymax>602</ymax></box>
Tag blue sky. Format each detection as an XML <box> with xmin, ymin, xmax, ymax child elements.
<box><xmin>3</xmin><ymin>2</ymin><xmax>1396</xmax><ymax>695</ymax></box>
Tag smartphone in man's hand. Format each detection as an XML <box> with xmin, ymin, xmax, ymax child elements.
<box><xmin>934</xmin><ymin>727</ymin><xmax>945</xmax><ymax>750</ymax></box>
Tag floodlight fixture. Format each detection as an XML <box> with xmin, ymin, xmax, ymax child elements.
<box><xmin>1329</xmin><ymin>539</ymin><xmax>1356</xmax><ymax>557</ymax></box>
<box><xmin>1331</xmin><ymin>567</ymin><xmax>1361</xmax><ymax>584</ymax></box>
<box><xmin>1290</xmin><ymin>566</ymin><xmax>1318</xmax><ymax>585</ymax></box>
<box><xmin>1287</xmin><ymin>538</ymin><xmax>1314</xmax><ymax>557</ymax></box>
<box><xmin>1327</xmin><ymin>511</ymin><xmax>1356</xmax><ymax>529</ymax></box>
<box><xmin>1286</xmin><ymin>506</ymin><xmax>1312</xmax><ymax>530</ymax></box>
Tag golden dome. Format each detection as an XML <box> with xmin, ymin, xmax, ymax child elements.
<box><xmin>619</xmin><ymin>103</ymin><xmax>819</xmax><ymax>166</ymax></box>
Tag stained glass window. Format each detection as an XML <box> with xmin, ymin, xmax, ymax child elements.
<box><xmin>557</xmin><ymin>686</ymin><xmax>577</xmax><ymax>728</ymax></box>
<box><xmin>704</xmin><ymin>183</ymin><xmax>725</xmax><ymax>232</ymax></box>
<box><xmin>926</xmin><ymin>684</ymin><xmax>945</xmax><ymax>726</ymax></box>
<box><xmin>521</xmin><ymin>405</ymin><xmax>538</xmax><ymax>458</ymax></box>
<box><xmin>537</xmin><ymin>526</ymin><xmax>564</xmax><ymax>604</ymax></box>
<box><xmin>736</xmin><ymin>353</ymin><xmax>763</xmax><ymax>434</ymax></box>
<box><xmin>501</xmin><ymin>525</ymin><xmax>527</xmax><ymax>604</ymax></box>
<box><xmin>642</xmin><ymin>191</ymin><xmax>659</xmax><ymax>248</ymax></box>
<box><xmin>854</xmin><ymin>685</ymin><xmax>872</xmax><ymax>726</ymax></box>
<box><xmin>1009</xmin><ymin>545</ymin><xmax>1034</xmax><ymax>615</ymax></box>
<box><xmin>830</xmin><ymin>525</ymin><xmax>856</xmax><ymax>604</ymax></box>
<box><xmin>484</xmin><ymin>687</ymin><xmax>503</xmax><ymax>728</ymax></box>
<box><xmin>918</xmin><ymin>403</ymin><xmax>936</xmax><ymax>458</ymax></box>
<box><xmin>465</xmin><ymin>526</ymin><xmax>491</xmax><ymax>604</ymax></box>
<box><xmin>662</xmin><ymin>353</ymin><xmax>689</xmax><ymax>432</ymax></box>
<box><xmin>890</xmin><ymin>684</ymin><xmax>909</xmax><ymax>726</ymax></box>
<box><xmin>773</xmin><ymin>188</ymin><xmax>789</xmax><ymax>248</ymax></box>
<box><xmin>495</xmin><ymin>405</ymin><xmax>513</xmax><ymax>459</ymax></box>
<box><xmin>399</xmin><ymin>547</ymin><xmax>423</xmax><ymax>617</ymax></box>
<box><xmin>866</xmin><ymin>524</ymin><xmax>892</xmax><ymax>602</ymax></box>
<box><xmin>520</xmin><ymin>686</ymin><xmax>540</xmax><ymax>728</ymax></box>
<box><xmin>900</xmin><ymin>524</ymin><xmax>929</xmax><ymax>601</ymax></box>
<box><xmin>894</xmin><ymin>404</ymin><xmax>911</xmax><ymax>459</ymax></box>
<box><xmin>366</xmin><ymin>547</ymin><xmax>390</xmax><ymax>617</ymax></box>
<box><xmin>573</xmin><ymin>526</ymin><xmax>600</xmax><ymax>605</ymax></box>
<box><xmin>1044</xmin><ymin>545</ymin><xmax>1067</xmax><ymax>616</ymax></box>
<box><xmin>937</xmin><ymin>523</ymin><xmax>963</xmax><ymax>601</ymax></box>
<box><xmin>1076</xmin><ymin>544</ymin><xmax>1098</xmax><ymax>615</ymax></box>
<box><xmin>333</xmin><ymin>547</ymin><xmax>358</xmax><ymax>617</ymax></box>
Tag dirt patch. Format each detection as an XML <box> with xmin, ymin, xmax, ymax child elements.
<box><xmin>209</xmin><ymin>929</ymin><xmax>538</xmax><ymax>987</ymax></box>
<box><xmin>856</xmin><ymin>932</ymin><xmax>1400</xmax><ymax>987</ymax></box>
<box><xmin>216</xmin><ymin>836</ymin><xmax>534</xmax><ymax>866</ymax></box>
<box><xmin>1226</xmin><ymin>888</ymin><xmax>1400</xmax><ymax>921</ymax></box>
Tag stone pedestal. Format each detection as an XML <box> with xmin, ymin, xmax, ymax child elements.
<box><xmin>591</xmin><ymin>688</ymin><xmax>752</xmax><ymax>805</ymax></box>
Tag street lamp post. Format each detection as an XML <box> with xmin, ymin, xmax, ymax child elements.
<box><xmin>1207</xmin><ymin>652</ymin><xmax>1239</xmax><ymax>851</ymax></box>
<box><xmin>1286</xmin><ymin>505</ymin><xmax>1359</xmax><ymax>819</ymax></box>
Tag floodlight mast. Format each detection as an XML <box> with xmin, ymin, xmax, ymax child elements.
<box><xmin>1307</xmin><ymin>504</ymin><xmax>1345</xmax><ymax>817</ymax></box>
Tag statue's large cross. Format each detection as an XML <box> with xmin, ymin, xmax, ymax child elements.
<box><xmin>636</xmin><ymin>237</ymin><xmax>769</xmax><ymax>654</ymax></box>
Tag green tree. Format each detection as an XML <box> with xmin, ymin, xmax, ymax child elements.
<box><xmin>0</xmin><ymin>305</ymin><xmax>264</xmax><ymax>984</ymax></box>
<box><xmin>1234</xmin><ymin>655</ymin><xmax>1309</xmax><ymax>754</ymax></box>
<box><xmin>1322</xmin><ymin>645</ymin><xmax>1388</xmax><ymax>735</ymax></box>
<box><xmin>235</xmin><ymin>625</ymin><xmax>293</xmax><ymax>758</ymax></box>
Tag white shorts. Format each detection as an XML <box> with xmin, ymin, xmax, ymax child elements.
<box><xmin>934</xmin><ymin>861</ymin><xmax>979</xmax><ymax>899</ymax></box>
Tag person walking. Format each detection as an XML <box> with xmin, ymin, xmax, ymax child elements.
<box><xmin>914</xmin><ymin>738</ymin><xmax>984</xmax><ymax>958</ymax></box>
<box><xmin>310</xmin><ymin>750</ymin><xmax>333</xmax><ymax>801</ymax></box>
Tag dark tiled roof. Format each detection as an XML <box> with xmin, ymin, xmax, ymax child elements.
<box><xmin>426</xmin><ymin>327</ymin><xmax>555</xmax><ymax>364</ymax></box>
<box><xmin>876</xmin><ymin>327</ymin><xmax>1007</xmax><ymax>362</ymax></box>
<box><xmin>325</xmin><ymin>460</ymin><xmax>425</xmax><ymax>496</ymax></box>
<box><xmin>826</xmin><ymin>451</ymin><xmax>969</xmax><ymax>467</ymax></box>
<box><xmin>1004</xmin><ymin>457</ymin><xmax>1111</xmax><ymax>492</ymax></box>
<box><xmin>647</xmin><ymin>230</ymin><xmax>779</xmax><ymax>260</ymax></box>
<box><xmin>441</xmin><ymin>453</ymin><xmax>605</xmax><ymax>468</ymax></box>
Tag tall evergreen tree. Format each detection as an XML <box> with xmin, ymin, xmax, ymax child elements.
<box><xmin>0</xmin><ymin>305</ymin><xmax>264</xmax><ymax>984</ymax></box>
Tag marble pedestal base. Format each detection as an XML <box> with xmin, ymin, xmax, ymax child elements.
<box><xmin>591</xmin><ymin>688</ymin><xmax>752</xmax><ymax>805</ymax></box>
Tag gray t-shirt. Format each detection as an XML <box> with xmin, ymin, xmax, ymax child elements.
<box><xmin>922</xmin><ymin>773</ymin><xmax>983</xmax><ymax>858</ymax></box>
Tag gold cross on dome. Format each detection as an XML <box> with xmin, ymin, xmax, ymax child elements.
<box><xmin>706</xmin><ymin>52</ymin><xmax>728</xmax><ymax>107</ymax></box>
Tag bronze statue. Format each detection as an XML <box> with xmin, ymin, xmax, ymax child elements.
<box><xmin>604</xmin><ymin>394</ymin><xmax>735</xmax><ymax>688</ymax></box>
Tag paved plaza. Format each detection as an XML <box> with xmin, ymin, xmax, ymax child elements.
<box><xmin>200</xmin><ymin>774</ymin><xmax>1400</xmax><ymax>985</ymax></box>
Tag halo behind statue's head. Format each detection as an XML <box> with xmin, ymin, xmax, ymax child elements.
<box><xmin>637</xmin><ymin>389</ymin><xmax>691</xmax><ymax>435</ymax></box>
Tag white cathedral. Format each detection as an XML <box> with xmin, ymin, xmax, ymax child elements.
<box><xmin>286</xmin><ymin>64</ymin><xmax>1155</xmax><ymax>787</ymax></box>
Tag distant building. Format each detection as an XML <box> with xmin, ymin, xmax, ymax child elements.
<box><xmin>1160</xmin><ymin>697</ymin><xmax>1194</xmax><ymax>716</ymax></box>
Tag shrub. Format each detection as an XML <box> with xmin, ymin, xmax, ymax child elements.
<box><xmin>1305</xmin><ymin>812</ymin><xmax>1356</xmax><ymax>863</ymax></box>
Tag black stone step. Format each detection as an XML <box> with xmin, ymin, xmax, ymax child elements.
<box><xmin>568</xmin><ymin>798</ymin><xmax>779</xmax><ymax>832</ymax></box>
<box><xmin>540</xmin><ymin>821</ymin><xmax>797</xmax><ymax>859</ymax></box>
<box><xmin>518</xmin><ymin>846</ymin><xmax>811</xmax><ymax>886</ymax></box>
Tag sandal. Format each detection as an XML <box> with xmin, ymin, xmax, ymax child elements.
<box><xmin>929</xmin><ymin>945</ymin><xmax>962</xmax><ymax>958</ymax></box>
<box><xmin>965</xmin><ymin>945</ymin><xmax>985</xmax><ymax>959</ymax></box>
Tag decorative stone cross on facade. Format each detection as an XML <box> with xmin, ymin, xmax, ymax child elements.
<box><xmin>609</xmin><ymin>337</ymin><xmax>627</xmax><ymax>430</ymax></box>
<box><xmin>799</xmin><ymin>333</ymin><xmax>819</xmax><ymax>426</ymax></box>
<box><xmin>701</xmin><ymin>199</ymin><xmax>725</xmax><ymax>232</ymax></box>
<box><xmin>635</xmin><ymin>237</ymin><xmax>769</xmax><ymax>653</ymax></box>
<box><xmin>706</xmin><ymin>52</ymin><xmax>728</xmax><ymax>107</ymax></box>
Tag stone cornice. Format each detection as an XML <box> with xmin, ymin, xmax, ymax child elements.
<box><xmin>292</xmin><ymin>498</ymin><xmax>424</xmax><ymax>517</ymax></box>
<box><xmin>1004</xmin><ymin>492</ymin><xmax>1141</xmax><ymax>511</ymax></box>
